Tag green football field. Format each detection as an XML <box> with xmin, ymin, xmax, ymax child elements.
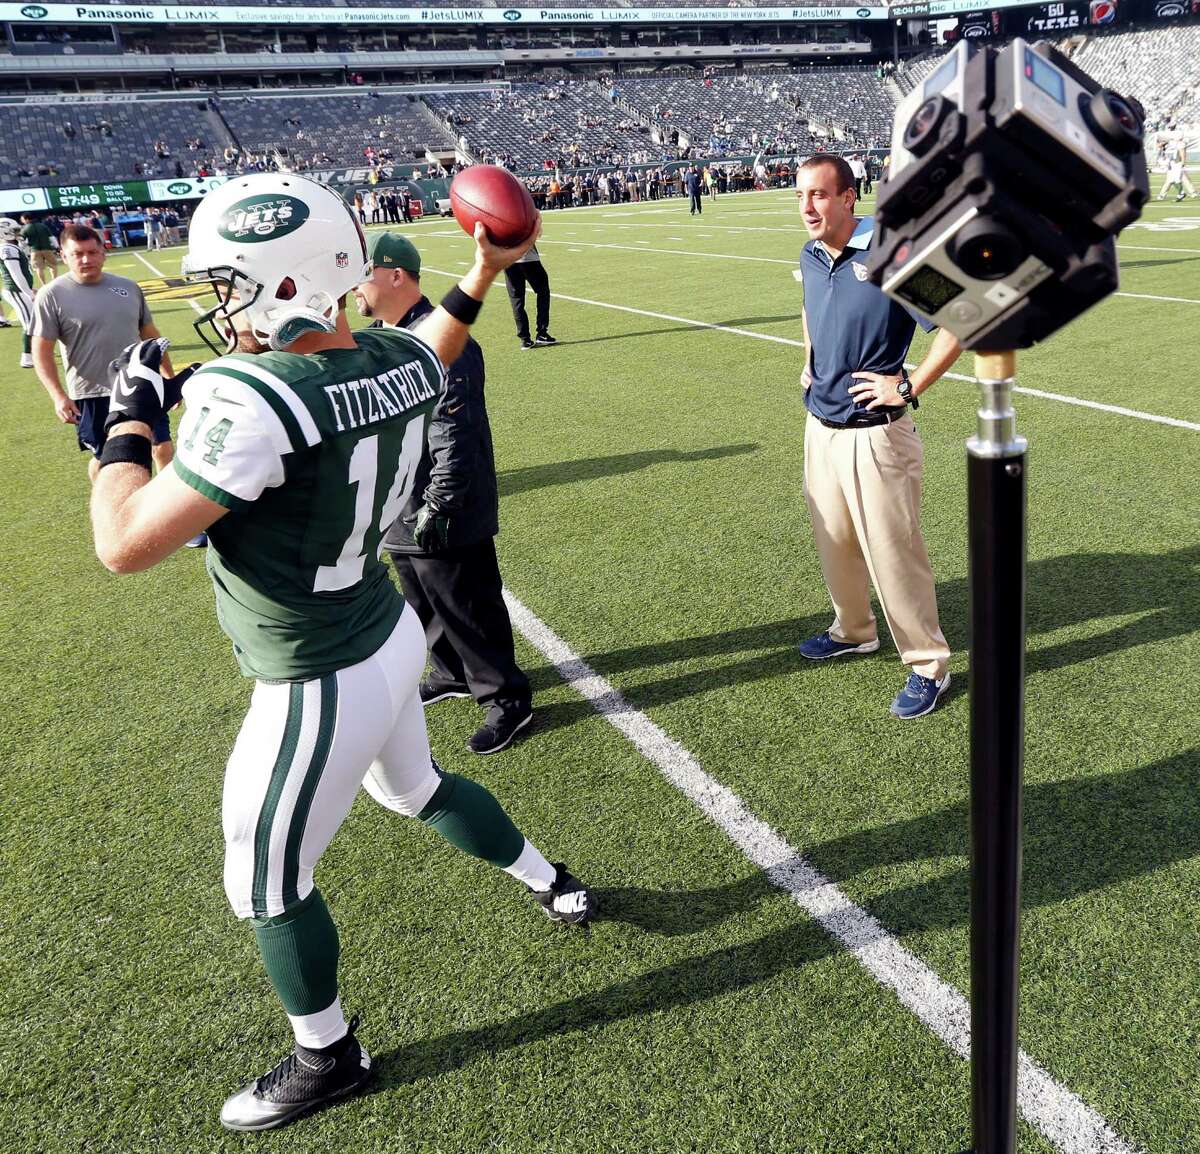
<box><xmin>2</xmin><ymin>187</ymin><xmax>1198</xmax><ymax>1154</ymax></box>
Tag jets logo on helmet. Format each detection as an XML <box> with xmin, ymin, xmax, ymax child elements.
<box><xmin>218</xmin><ymin>194</ymin><xmax>309</xmax><ymax>243</ymax></box>
<box><xmin>182</xmin><ymin>174</ymin><xmax>370</xmax><ymax>354</ymax></box>
<box><xmin>0</xmin><ymin>217</ymin><xmax>20</xmax><ymax>242</ymax></box>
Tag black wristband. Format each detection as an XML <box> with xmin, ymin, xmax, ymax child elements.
<box><xmin>99</xmin><ymin>433</ymin><xmax>153</xmax><ymax>472</ymax></box>
<box><xmin>441</xmin><ymin>286</ymin><xmax>483</xmax><ymax>325</ymax></box>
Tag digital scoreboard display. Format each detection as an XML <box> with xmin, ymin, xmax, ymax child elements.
<box><xmin>45</xmin><ymin>176</ymin><xmax>228</xmax><ymax>209</ymax></box>
<box><xmin>48</xmin><ymin>182</ymin><xmax>150</xmax><ymax>209</ymax></box>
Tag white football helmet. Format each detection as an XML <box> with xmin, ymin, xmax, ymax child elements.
<box><xmin>182</xmin><ymin>173</ymin><xmax>371</xmax><ymax>353</ymax></box>
<box><xmin>0</xmin><ymin>217</ymin><xmax>20</xmax><ymax>243</ymax></box>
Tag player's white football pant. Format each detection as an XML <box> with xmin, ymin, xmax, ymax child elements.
<box><xmin>222</xmin><ymin>603</ymin><xmax>440</xmax><ymax>920</ymax></box>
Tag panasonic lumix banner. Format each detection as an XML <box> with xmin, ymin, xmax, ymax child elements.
<box><xmin>0</xmin><ymin>4</ymin><xmax>890</xmax><ymax>23</ymax></box>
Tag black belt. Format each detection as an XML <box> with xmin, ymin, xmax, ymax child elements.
<box><xmin>814</xmin><ymin>407</ymin><xmax>907</xmax><ymax>431</ymax></box>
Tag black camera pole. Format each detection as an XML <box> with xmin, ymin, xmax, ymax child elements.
<box><xmin>965</xmin><ymin>351</ymin><xmax>1027</xmax><ymax>1154</ymax></box>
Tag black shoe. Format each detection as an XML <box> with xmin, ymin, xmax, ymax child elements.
<box><xmin>219</xmin><ymin>1017</ymin><xmax>372</xmax><ymax>1132</ymax></box>
<box><xmin>520</xmin><ymin>337</ymin><xmax>535</xmax><ymax>350</ymax></box>
<box><xmin>419</xmin><ymin>679</ymin><xmax>471</xmax><ymax>707</ymax></box>
<box><xmin>531</xmin><ymin>863</ymin><xmax>598</xmax><ymax>926</ymax></box>
<box><xmin>467</xmin><ymin>704</ymin><xmax>533</xmax><ymax>755</ymax></box>
<box><xmin>534</xmin><ymin>331</ymin><xmax>557</xmax><ymax>346</ymax></box>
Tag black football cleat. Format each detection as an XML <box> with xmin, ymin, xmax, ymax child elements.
<box><xmin>219</xmin><ymin>1017</ymin><xmax>372</xmax><ymax>1132</ymax></box>
<box><xmin>467</xmin><ymin>704</ymin><xmax>533</xmax><ymax>755</ymax></box>
<box><xmin>419</xmin><ymin>679</ymin><xmax>471</xmax><ymax>707</ymax></box>
<box><xmin>534</xmin><ymin>331</ymin><xmax>558</xmax><ymax>346</ymax></box>
<box><xmin>531</xmin><ymin>863</ymin><xmax>598</xmax><ymax>927</ymax></box>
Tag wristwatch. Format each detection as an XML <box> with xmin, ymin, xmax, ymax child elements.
<box><xmin>897</xmin><ymin>368</ymin><xmax>918</xmax><ymax>410</ymax></box>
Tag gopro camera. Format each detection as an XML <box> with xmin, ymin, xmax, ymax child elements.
<box><xmin>868</xmin><ymin>38</ymin><xmax>1148</xmax><ymax>350</ymax></box>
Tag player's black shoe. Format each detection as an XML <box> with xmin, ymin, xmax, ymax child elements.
<box><xmin>219</xmin><ymin>1017</ymin><xmax>372</xmax><ymax>1132</ymax></box>
<box><xmin>468</xmin><ymin>703</ymin><xmax>533</xmax><ymax>754</ymax></box>
<box><xmin>520</xmin><ymin>337</ymin><xmax>535</xmax><ymax>350</ymax></box>
<box><xmin>534</xmin><ymin>331</ymin><xmax>557</xmax><ymax>346</ymax></box>
<box><xmin>419</xmin><ymin>679</ymin><xmax>471</xmax><ymax>706</ymax></box>
<box><xmin>531</xmin><ymin>863</ymin><xmax>598</xmax><ymax>927</ymax></box>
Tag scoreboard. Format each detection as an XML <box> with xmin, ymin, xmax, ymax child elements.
<box><xmin>951</xmin><ymin>0</ymin><xmax>1196</xmax><ymax>37</ymax></box>
<box><xmin>45</xmin><ymin>176</ymin><xmax>229</xmax><ymax>210</ymax></box>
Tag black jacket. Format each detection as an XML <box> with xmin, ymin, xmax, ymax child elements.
<box><xmin>380</xmin><ymin>296</ymin><xmax>499</xmax><ymax>554</ymax></box>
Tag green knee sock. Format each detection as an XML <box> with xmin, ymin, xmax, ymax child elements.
<box><xmin>22</xmin><ymin>333</ymin><xmax>31</xmax><ymax>356</ymax></box>
<box><xmin>251</xmin><ymin>888</ymin><xmax>340</xmax><ymax>1016</ymax></box>
<box><xmin>417</xmin><ymin>773</ymin><xmax>525</xmax><ymax>868</ymax></box>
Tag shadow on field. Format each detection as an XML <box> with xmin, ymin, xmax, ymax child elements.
<box><xmin>525</xmin><ymin>544</ymin><xmax>1199</xmax><ymax>733</ymax></box>
<box><xmin>368</xmin><ymin>748</ymin><xmax>1197</xmax><ymax>1092</ymax></box>
<box><xmin>499</xmin><ymin>443</ymin><xmax>758</xmax><ymax>498</ymax></box>
<box><xmin>1119</xmin><ymin>256</ymin><xmax>1200</xmax><ymax>269</ymax></box>
<box><xmin>806</xmin><ymin>746</ymin><xmax>1200</xmax><ymax>943</ymax></box>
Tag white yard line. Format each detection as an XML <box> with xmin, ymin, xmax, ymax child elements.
<box><xmin>503</xmin><ymin>239</ymin><xmax>1200</xmax><ymax>303</ymax></box>
<box><xmin>503</xmin><ymin>591</ymin><xmax>1141</xmax><ymax>1154</ymax></box>
<box><xmin>422</xmin><ymin>265</ymin><xmax>1200</xmax><ymax>432</ymax></box>
<box><xmin>133</xmin><ymin>249</ymin><xmax>205</xmax><ymax>316</ymax></box>
<box><xmin>570</xmin><ymin>222</ymin><xmax>1200</xmax><ymax>255</ymax></box>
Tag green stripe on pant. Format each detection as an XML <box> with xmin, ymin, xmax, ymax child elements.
<box><xmin>282</xmin><ymin>674</ymin><xmax>338</xmax><ymax>909</ymax></box>
<box><xmin>251</xmin><ymin>681</ymin><xmax>305</xmax><ymax>919</ymax></box>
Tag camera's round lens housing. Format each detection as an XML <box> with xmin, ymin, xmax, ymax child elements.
<box><xmin>949</xmin><ymin>219</ymin><xmax>1025</xmax><ymax>281</ymax></box>
<box><xmin>1086</xmin><ymin>90</ymin><xmax>1143</xmax><ymax>155</ymax></box>
<box><xmin>903</xmin><ymin>96</ymin><xmax>949</xmax><ymax>157</ymax></box>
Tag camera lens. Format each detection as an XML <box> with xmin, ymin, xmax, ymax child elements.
<box><xmin>1086</xmin><ymin>90</ymin><xmax>1144</xmax><ymax>155</ymax></box>
<box><xmin>903</xmin><ymin>96</ymin><xmax>949</xmax><ymax>157</ymax></box>
<box><xmin>948</xmin><ymin>219</ymin><xmax>1025</xmax><ymax>281</ymax></box>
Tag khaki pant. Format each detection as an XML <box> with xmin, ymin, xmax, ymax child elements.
<box><xmin>803</xmin><ymin>412</ymin><xmax>949</xmax><ymax>680</ymax></box>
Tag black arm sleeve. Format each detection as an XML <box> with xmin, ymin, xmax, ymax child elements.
<box><xmin>422</xmin><ymin>342</ymin><xmax>484</xmax><ymax>513</ymax></box>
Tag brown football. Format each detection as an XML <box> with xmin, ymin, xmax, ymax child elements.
<box><xmin>449</xmin><ymin>165</ymin><xmax>538</xmax><ymax>248</ymax></box>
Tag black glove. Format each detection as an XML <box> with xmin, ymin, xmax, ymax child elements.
<box><xmin>104</xmin><ymin>339</ymin><xmax>199</xmax><ymax>434</ymax></box>
<box><xmin>413</xmin><ymin>504</ymin><xmax>452</xmax><ymax>552</ymax></box>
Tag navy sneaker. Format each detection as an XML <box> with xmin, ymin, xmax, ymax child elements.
<box><xmin>798</xmin><ymin>632</ymin><xmax>880</xmax><ymax>660</ymax></box>
<box><xmin>890</xmin><ymin>671</ymin><xmax>951</xmax><ymax>720</ymax></box>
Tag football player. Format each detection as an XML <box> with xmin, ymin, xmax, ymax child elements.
<box><xmin>0</xmin><ymin>217</ymin><xmax>35</xmax><ymax>368</ymax></box>
<box><xmin>89</xmin><ymin>174</ymin><xmax>596</xmax><ymax>1132</ymax></box>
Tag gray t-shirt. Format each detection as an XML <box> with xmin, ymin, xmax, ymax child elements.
<box><xmin>33</xmin><ymin>272</ymin><xmax>151</xmax><ymax>400</ymax></box>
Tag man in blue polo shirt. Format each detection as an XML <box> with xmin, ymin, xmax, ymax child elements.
<box><xmin>795</xmin><ymin>155</ymin><xmax>962</xmax><ymax>719</ymax></box>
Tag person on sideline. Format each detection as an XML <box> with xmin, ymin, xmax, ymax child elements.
<box><xmin>794</xmin><ymin>156</ymin><xmax>962</xmax><ymax>719</ymax></box>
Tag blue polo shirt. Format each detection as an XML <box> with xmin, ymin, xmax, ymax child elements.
<box><xmin>800</xmin><ymin>215</ymin><xmax>935</xmax><ymax>425</ymax></box>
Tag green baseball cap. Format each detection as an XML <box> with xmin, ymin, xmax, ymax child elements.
<box><xmin>369</xmin><ymin>232</ymin><xmax>421</xmax><ymax>274</ymax></box>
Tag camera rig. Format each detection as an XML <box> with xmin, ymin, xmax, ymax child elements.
<box><xmin>868</xmin><ymin>38</ymin><xmax>1148</xmax><ymax>349</ymax></box>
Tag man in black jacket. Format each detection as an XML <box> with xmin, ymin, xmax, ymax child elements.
<box><xmin>354</xmin><ymin>233</ymin><xmax>533</xmax><ymax>755</ymax></box>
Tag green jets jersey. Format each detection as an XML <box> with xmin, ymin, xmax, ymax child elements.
<box><xmin>0</xmin><ymin>242</ymin><xmax>32</xmax><ymax>295</ymax></box>
<box><xmin>172</xmin><ymin>326</ymin><xmax>444</xmax><ymax>681</ymax></box>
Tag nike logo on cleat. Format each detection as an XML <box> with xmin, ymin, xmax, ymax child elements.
<box><xmin>554</xmin><ymin>892</ymin><xmax>590</xmax><ymax>914</ymax></box>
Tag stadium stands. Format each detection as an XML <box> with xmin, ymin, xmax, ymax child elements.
<box><xmin>428</xmin><ymin>82</ymin><xmax>655</xmax><ymax>169</ymax></box>
<box><xmin>1069</xmin><ymin>23</ymin><xmax>1200</xmax><ymax>131</ymax></box>
<box><xmin>0</xmin><ymin>98</ymin><xmax>219</xmax><ymax>186</ymax></box>
<box><xmin>218</xmin><ymin>92</ymin><xmax>457</xmax><ymax>170</ymax></box>
<box><xmin>615</xmin><ymin>70</ymin><xmax>895</xmax><ymax>154</ymax></box>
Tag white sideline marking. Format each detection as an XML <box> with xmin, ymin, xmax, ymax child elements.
<box><xmin>527</xmin><ymin>238</ymin><xmax>1200</xmax><ymax>302</ymax></box>
<box><xmin>422</xmin><ymin>264</ymin><xmax>1200</xmax><ymax>432</ymax></box>
<box><xmin>1114</xmin><ymin>290</ymin><xmax>1200</xmax><ymax>304</ymax></box>
<box><xmin>503</xmin><ymin>590</ymin><xmax>1141</xmax><ymax>1154</ymax></box>
<box><xmin>134</xmin><ymin>250</ymin><xmax>205</xmax><ymax>317</ymax></box>
<box><xmin>577</xmin><ymin>222</ymin><xmax>1200</xmax><ymax>255</ymax></box>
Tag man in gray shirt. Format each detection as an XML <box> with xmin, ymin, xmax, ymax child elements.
<box><xmin>33</xmin><ymin>223</ymin><xmax>174</xmax><ymax>481</ymax></box>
